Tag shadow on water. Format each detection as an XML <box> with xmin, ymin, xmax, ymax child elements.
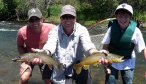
<box><xmin>0</xmin><ymin>21</ymin><xmax>146</xmax><ymax>84</ymax></box>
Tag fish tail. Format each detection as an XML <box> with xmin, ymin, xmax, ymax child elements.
<box><xmin>73</xmin><ymin>64</ymin><xmax>82</xmax><ymax>75</ymax></box>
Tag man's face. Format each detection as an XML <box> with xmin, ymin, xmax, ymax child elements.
<box><xmin>28</xmin><ymin>16</ymin><xmax>41</xmax><ymax>29</ymax></box>
<box><xmin>116</xmin><ymin>10</ymin><xmax>131</xmax><ymax>29</ymax></box>
<box><xmin>60</xmin><ymin>14</ymin><xmax>76</xmax><ymax>31</ymax></box>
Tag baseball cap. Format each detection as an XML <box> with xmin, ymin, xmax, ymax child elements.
<box><xmin>115</xmin><ymin>3</ymin><xmax>133</xmax><ymax>15</ymax></box>
<box><xmin>28</xmin><ymin>8</ymin><xmax>42</xmax><ymax>20</ymax></box>
<box><xmin>60</xmin><ymin>5</ymin><xmax>76</xmax><ymax>17</ymax></box>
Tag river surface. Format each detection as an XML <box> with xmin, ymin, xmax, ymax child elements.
<box><xmin>0</xmin><ymin>21</ymin><xmax>146</xmax><ymax>84</ymax></box>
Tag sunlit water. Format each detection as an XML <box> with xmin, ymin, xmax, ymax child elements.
<box><xmin>0</xmin><ymin>21</ymin><xmax>146</xmax><ymax>84</ymax></box>
<box><xmin>0</xmin><ymin>21</ymin><xmax>44</xmax><ymax>84</ymax></box>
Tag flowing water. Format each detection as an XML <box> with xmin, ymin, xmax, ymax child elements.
<box><xmin>0</xmin><ymin>21</ymin><xmax>146</xmax><ymax>84</ymax></box>
<box><xmin>0</xmin><ymin>21</ymin><xmax>44</xmax><ymax>84</ymax></box>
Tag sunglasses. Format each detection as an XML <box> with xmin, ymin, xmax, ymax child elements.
<box><xmin>61</xmin><ymin>15</ymin><xmax>75</xmax><ymax>20</ymax></box>
<box><xmin>29</xmin><ymin>17</ymin><xmax>41</xmax><ymax>23</ymax></box>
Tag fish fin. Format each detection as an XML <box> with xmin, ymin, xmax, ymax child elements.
<box><xmin>83</xmin><ymin>65</ymin><xmax>89</xmax><ymax>70</ymax></box>
<box><xmin>93</xmin><ymin>63</ymin><xmax>98</xmax><ymax>66</ymax></box>
<box><xmin>96</xmin><ymin>64</ymin><xmax>99</xmax><ymax>67</ymax></box>
<box><xmin>73</xmin><ymin>64</ymin><xmax>82</xmax><ymax>75</ymax></box>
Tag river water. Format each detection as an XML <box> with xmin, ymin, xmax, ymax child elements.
<box><xmin>0</xmin><ymin>21</ymin><xmax>44</xmax><ymax>84</ymax></box>
<box><xmin>0</xmin><ymin>21</ymin><xmax>146</xmax><ymax>84</ymax></box>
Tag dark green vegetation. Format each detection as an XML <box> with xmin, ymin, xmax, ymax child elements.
<box><xmin>1</xmin><ymin>0</ymin><xmax>146</xmax><ymax>26</ymax></box>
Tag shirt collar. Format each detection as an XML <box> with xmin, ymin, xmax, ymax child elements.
<box><xmin>60</xmin><ymin>23</ymin><xmax>76</xmax><ymax>36</ymax></box>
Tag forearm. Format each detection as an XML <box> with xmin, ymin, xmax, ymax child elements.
<box><xmin>88</xmin><ymin>46</ymin><xmax>109</xmax><ymax>55</ymax></box>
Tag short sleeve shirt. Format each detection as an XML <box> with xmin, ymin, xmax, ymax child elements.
<box><xmin>17</xmin><ymin>23</ymin><xmax>55</xmax><ymax>52</ymax></box>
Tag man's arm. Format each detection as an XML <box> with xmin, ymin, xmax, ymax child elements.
<box><xmin>17</xmin><ymin>29</ymin><xmax>27</xmax><ymax>55</ymax></box>
<box><xmin>17</xmin><ymin>37</ymin><xmax>26</xmax><ymax>54</ymax></box>
<box><xmin>88</xmin><ymin>48</ymin><xmax>98</xmax><ymax>55</ymax></box>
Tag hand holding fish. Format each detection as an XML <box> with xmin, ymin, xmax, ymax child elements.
<box><xmin>31</xmin><ymin>48</ymin><xmax>50</xmax><ymax>55</ymax></box>
<box><xmin>99</xmin><ymin>57</ymin><xmax>109</xmax><ymax>65</ymax></box>
<box><xmin>97</xmin><ymin>50</ymin><xmax>110</xmax><ymax>65</ymax></box>
<box><xmin>31</xmin><ymin>57</ymin><xmax>42</xmax><ymax>65</ymax></box>
<box><xmin>29</xmin><ymin>48</ymin><xmax>44</xmax><ymax>65</ymax></box>
<box><xmin>98</xmin><ymin>58</ymin><xmax>112</xmax><ymax>75</ymax></box>
<box><xmin>31</xmin><ymin>48</ymin><xmax>45</xmax><ymax>53</ymax></box>
<box><xmin>31</xmin><ymin>48</ymin><xmax>49</xmax><ymax>65</ymax></box>
<box><xmin>98</xmin><ymin>49</ymin><xmax>109</xmax><ymax>55</ymax></box>
<box><xmin>19</xmin><ymin>62</ymin><xmax>32</xmax><ymax>76</ymax></box>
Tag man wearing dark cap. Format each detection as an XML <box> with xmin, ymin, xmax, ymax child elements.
<box><xmin>17</xmin><ymin>8</ymin><xmax>56</xmax><ymax>84</ymax></box>
<box><xmin>102</xmin><ymin>3</ymin><xmax>146</xmax><ymax>84</ymax></box>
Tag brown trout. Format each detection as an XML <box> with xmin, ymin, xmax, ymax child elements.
<box><xmin>73</xmin><ymin>52</ymin><xmax>124</xmax><ymax>74</ymax></box>
<box><xmin>12</xmin><ymin>52</ymin><xmax>61</xmax><ymax>70</ymax></box>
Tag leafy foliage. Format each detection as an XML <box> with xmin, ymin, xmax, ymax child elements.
<box><xmin>0</xmin><ymin>0</ymin><xmax>146</xmax><ymax>25</ymax></box>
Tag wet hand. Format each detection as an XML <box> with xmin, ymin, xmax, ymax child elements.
<box><xmin>31</xmin><ymin>48</ymin><xmax>45</xmax><ymax>53</ymax></box>
<box><xmin>31</xmin><ymin>48</ymin><xmax>49</xmax><ymax>55</ymax></box>
<box><xmin>99</xmin><ymin>49</ymin><xmax>109</xmax><ymax>56</ymax></box>
<box><xmin>99</xmin><ymin>57</ymin><xmax>109</xmax><ymax>65</ymax></box>
<box><xmin>20</xmin><ymin>62</ymin><xmax>32</xmax><ymax>76</ymax></box>
<box><xmin>32</xmin><ymin>58</ymin><xmax>42</xmax><ymax>65</ymax></box>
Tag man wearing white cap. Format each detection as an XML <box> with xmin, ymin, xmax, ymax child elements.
<box><xmin>102</xmin><ymin>3</ymin><xmax>146</xmax><ymax>84</ymax></box>
<box><xmin>17</xmin><ymin>8</ymin><xmax>56</xmax><ymax>84</ymax></box>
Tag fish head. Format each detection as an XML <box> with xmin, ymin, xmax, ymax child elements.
<box><xmin>11</xmin><ymin>57</ymin><xmax>21</xmax><ymax>62</ymax></box>
<box><xmin>112</xmin><ymin>56</ymin><xmax>124</xmax><ymax>62</ymax></box>
<box><xmin>107</xmin><ymin>53</ymin><xmax>124</xmax><ymax>63</ymax></box>
<box><xmin>19</xmin><ymin>56</ymin><xmax>31</xmax><ymax>62</ymax></box>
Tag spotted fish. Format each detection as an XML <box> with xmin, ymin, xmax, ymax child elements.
<box><xmin>12</xmin><ymin>52</ymin><xmax>61</xmax><ymax>70</ymax></box>
<box><xmin>73</xmin><ymin>52</ymin><xmax>124</xmax><ymax>74</ymax></box>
